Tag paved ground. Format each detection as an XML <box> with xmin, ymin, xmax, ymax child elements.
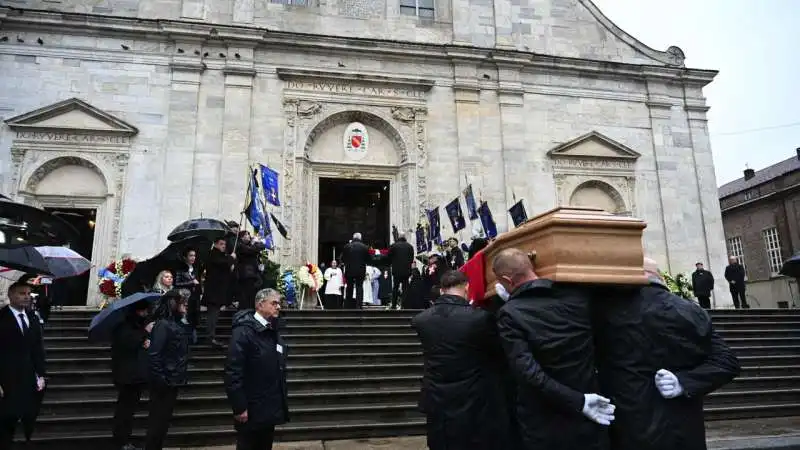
<box><xmin>169</xmin><ymin>417</ymin><xmax>800</xmax><ymax>450</ymax></box>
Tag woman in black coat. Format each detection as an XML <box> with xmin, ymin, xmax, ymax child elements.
<box><xmin>404</xmin><ymin>267</ymin><xmax>427</xmax><ymax>310</ymax></box>
<box><xmin>174</xmin><ymin>248</ymin><xmax>201</xmax><ymax>342</ymax></box>
<box><xmin>146</xmin><ymin>291</ymin><xmax>191</xmax><ymax>450</ymax></box>
<box><xmin>111</xmin><ymin>300</ymin><xmax>152</xmax><ymax>450</ymax></box>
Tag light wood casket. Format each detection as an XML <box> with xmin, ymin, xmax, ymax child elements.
<box><xmin>482</xmin><ymin>207</ymin><xmax>648</xmax><ymax>297</ymax></box>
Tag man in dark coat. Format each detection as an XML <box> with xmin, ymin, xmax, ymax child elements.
<box><xmin>492</xmin><ymin>249</ymin><xmax>615</xmax><ymax>450</ymax></box>
<box><xmin>593</xmin><ymin>258</ymin><xmax>740</xmax><ymax>450</ymax></box>
<box><xmin>411</xmin><ymin>271</ymin><xmax>508</xmax><ymax>450</ymax></box>
<box><xmin>387</xmin><ymin>233</ymin><xmax>415</xmax><ymax>309</ymax></box>
<box><xmin>225</xmin><ymin>289</ymin><xmax>288</xmax><ymax>450</ymax></box>
<box><xmin>204</xmin><ymin>238</ymin><xmax>236</xmax><ymax>347</ymax></box>
<box><xmin>724</xmin><ymin>256</ymin><xmax>749</xmax><ymax>308</ymax></box>
<box><xmin>235</xmin><ymin>231</ymin><xmax>266</xmax><ymax>311</ymax></box>
<box><xmin>341</xmin><ymin>233</ymin><xmax>370</xmax><ymax>309</ymax></box>
<box><xmin>111</xmin><ymin>300</ymin><xmax>153</xmax><ymax>450</ymax></box>
<box><xmin>146</xmin><ymin>291</ymin><xmax>191</xmax><ymax>450</ymax></box>
<box><xmin>691</xmin><ymin>262</ymin><xmax>715</xmax><ymax>309</ymax></box>
<box><xmin>0</xmin><ymin>281</ymin><xmax>47</xmax><ymax>449</ymax></box>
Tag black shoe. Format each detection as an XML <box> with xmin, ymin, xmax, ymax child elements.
<box><xmin>211</xmin><ymin>339</ymin><xmax>226</xmax><ymax>348</ymax></box>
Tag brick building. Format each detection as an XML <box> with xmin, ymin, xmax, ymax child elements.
<box><xmin>718</xmin><ymin>150</ymin><xmax>800</xmax><ymax>308</ymax></box>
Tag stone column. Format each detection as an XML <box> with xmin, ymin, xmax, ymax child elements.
<box><xmin>158</xmin><ymin>55</ymin><xmax>203</xmax><ymax>240</ymax></box>
<box><xmin>218</xmin><ymin>64</ymin><xmax>256</xmax><ymax>222</ymax></box>
<box><xmin>281</xmin><ymin>99</ymin><xmax>299</xmax><ymax>264</ymax></box>
<box><xmin>684</xmin><ymin>95</ymin><xmax>732</xmax><ymax>308</ymax></box>
<box><xmin>496</xmin><ymin>60</ymin><xmax>527</xmax><ymax>232</ymax></box>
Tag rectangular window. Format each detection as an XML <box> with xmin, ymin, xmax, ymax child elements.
<box><xmin>762</xmin><ymin>227</ymin><xmax>783</xmax><ymax>275</ymax></box>
<box><xmin>744</xmin><ymin>190</ymin><xmax>753</xmax><ymax>201</ymax></box>
<box><xmin>727</xmin><ymin>236</ymin><xmax>746</xmax><ymax>273</ymax></box>
<box><xmin>400</xmin><ymin>0</ymin><xmax>434</xmax><ymax>18</ymax></box>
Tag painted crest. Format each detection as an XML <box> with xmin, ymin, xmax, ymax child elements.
<box><xmin>343</xmin><ymin>122</ymin><xmax>368</xmax><ymax>161</ymax></box>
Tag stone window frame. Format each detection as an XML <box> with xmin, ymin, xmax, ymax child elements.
<box><xmin>399</xmin><ymin>0</ymin><xmax>434</xmax><ymax>19</ymax></box>
<box><xmin>726</xmin><ymin>236</ymin><xmax>747</xmax><ymax>279</ymax></box>
<box><xmin>761</xmin><ymin>227</ymin><xmax>783</xmax><ymax>277</ymax></box>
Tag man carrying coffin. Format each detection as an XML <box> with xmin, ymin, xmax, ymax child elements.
<box><xmin>592</xmin><ymin>258</ymin><xmax>739</xmax><ymax>450</ymax></box>
<box><xmin>492</xmin><ymin>249</ymin><xmax>614</xmax><ymax>450</ymax></box>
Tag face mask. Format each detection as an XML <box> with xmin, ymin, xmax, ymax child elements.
<box><xmin>495</xmin><ymin>282</ymin><xmax>510</xmax><ymax>302</ymax></box>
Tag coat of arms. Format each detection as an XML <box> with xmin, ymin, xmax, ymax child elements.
<box><xmin>344</xmin><ymin>122</ymin><xmax>369</xmax><ymax>161</ymax></box>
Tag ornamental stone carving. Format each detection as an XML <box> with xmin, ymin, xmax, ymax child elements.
<box><xmin>297</xmin><ymin>100</ymin><xmax>322</xmax><ymax>117</ymax></box>
<box><xmin>391</xmin><ymin>106</ymin><xmax>415</xmax><ymax>124</ymax></box>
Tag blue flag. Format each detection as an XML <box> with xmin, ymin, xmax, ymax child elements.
<box><xmin>427</xmin><ymin>207</ymin><xmax>442</xmax><ymax>244</ymax></box>
<box><xmin>478</xmin><ymin>201</ymin><xmax>497</xmax><ymax>238</ymax></box>
<box><xmin>415</xmin><ymin>223</ymin><xmax>427</xmax><ymax>253</ymax></box>
<box><xmin>508</xmin><ymin>200</ymin><xmax>528</xmax><ymax>228</ymax></box>
<box><xmin>263</xmin><ymin>233</ymin><xmax>274</xmax><ymax>250</ymax></box>
<box><xmin>260</xmin><ymin>164</ymin><xmax>281</xmax><ymax>207</ymax></box>
<box><xmin>245</xmin><ymin>169</ymin><xmax>268</xmax><ymax>237</ymax></box>
<box><xmin>463</xmin><ymin>185</ymin><xmax>478</xmax><ymax>220</ymax></box>
<box><xmin>445</xmin><ymin>198</ymin><xmax>466</xmax><ymax>233</ymax></box>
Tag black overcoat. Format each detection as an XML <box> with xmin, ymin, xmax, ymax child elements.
<box><xmin>148</xmin><ymin>317</ymin><xmax>190</xmax><ymax>387</ymax></box>
<box><xmin>111</xmin><ymin>313</ymin><xmax>149</xmax><ymax>385</ymax></box>
<box><xmin>224</xmin><ymin>310</ymin><xmax>289</xmax><ymax>429</ymax></box>
<box><xmin>412</xmin><ymin>295</ymin><xmax>508</xmax><ymax>449</ymax></box>
<box><xmin>204</xmin><ymin>248</ymin><xmax>235</xmax><ymax>307</ymax></box>
<box><xmin>0</xmin><ymin>306</ymin><xmax>46</xmax><ymax>419</ymax></box>
<box><xmin>691</xmin><ymin>269</ymin><xmax>715</xmax><ymax>297</ymax></box>
<box><xmin>593</xmin><ymin>282</ymin><xmax>740</xmax><ymax>450</ymax></box>
<box><xmin>497</xmin><ymin>280</ymin><xmax>609</xmax><ymax>450</ymax></box>
<box><xmin>341</xmin><ymin>239</ymin><xmax>370</xmax><ymax>278</ymax></box>
<box><xmin>387</xmin><ymin>239</ymin><xmax>415</xmax><ymax>278</ymax></box>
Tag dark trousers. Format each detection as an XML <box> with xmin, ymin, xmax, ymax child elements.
<box><xmin>236</xmin><ymin>424</ymin><xmax>275</xmax><ymax>450</ymax></box>
<box><xmin>112</xmin><ymin>383</ymin><xmax>144</xmax><ymax>448</ymax></box>
<box><xmin>323</xmin><ymin>294</ymin><xmax>342</xmax><ymax>310</ymax></box>
<box><xmin>392</xmin><ymin>275</ymin><xmax>409</xmax><ymax>308</ymax></box>
<box><xmin>730</xmin><ymin>288</ymin><xmax>749</xmax><ymax>308</ymax></box>
<box><xmin>0</xmin><ymin>416</ymin><xmax>32</xmax><ymax>450</ymax></box>
<box><xmin>207</xmin><ymin>306</ymin><xmax>221</xmax><ymax>342</ymax></box>
<box><xmin>697</xmin><ymin>295</ymin><xmax>711</xmax><ymax>309</ymax></box>
<box><xmin>238</xmin><ymin>280</ymin><xmax>259</xmax><ymax>311</ymax></box>
<box><xmin>345</xmin><ymin>276</ymin><xmax>365</xmax><ymax>309</ymax></box>
<box><xmin>144</xmin><ymin>384</ymin><xmax>178</xmax><ymax>450</ymax></box>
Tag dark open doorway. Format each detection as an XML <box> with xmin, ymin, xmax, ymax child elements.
<box><xmin>46</xmin><ymin>208</ymin><xmax>96</xmax><ymax>306</ymax></box>
<box><xmin>318</xmin><ymin>178</ymin><xmax>390</xmax><ymax>265</ymax></box>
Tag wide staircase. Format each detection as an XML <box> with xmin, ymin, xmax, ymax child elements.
<box><xmin>27</xmin><ymin>308</ymin><xmax>800</xmax><ymax>449</ymax></box>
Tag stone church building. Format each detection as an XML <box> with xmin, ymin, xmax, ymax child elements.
<box><xmin>0</xmin><ymin>0</ymin><xmax>731</xmax><ymax>306</ymax></box>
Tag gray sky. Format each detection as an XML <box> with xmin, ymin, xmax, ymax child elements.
<box><xmin>592</xmin><ymin>0</ymin><xmax>799</xmax><ymax>186</ymax></box>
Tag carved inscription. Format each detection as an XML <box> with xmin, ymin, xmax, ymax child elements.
<box><xmin>286</xmin><ymin>81</ymin><xmax>425</xmax><ymax>99</ymax></box>
<box><xmin>552</xmin><ymin>158</ymin><xmax>634</xmax><ymax>170</ymax></box>
<box><xmin>15</xmin><ymin>132</ymin><xmax>131</xmax><ymax>145</ymax></box>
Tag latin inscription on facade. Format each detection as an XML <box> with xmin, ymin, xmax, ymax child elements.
<box><xmin>551</xmin><ymin>158</ymin><xmax>635</xmax><ymax>170</ymax></box>
<box><xmin>14</xmin><ymin>132</ymin><xmax>131</xmax><ymax>145</ymax></box>
<box><xmin>286</xmin><ymin>80</ymin><xmax>425</xmax><ymax>98</ymax></box>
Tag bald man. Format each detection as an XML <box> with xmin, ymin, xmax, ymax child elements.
<box><xmin>492</xmin><ymin>249</ymin><xmax>614</xmax><ymax>450</ymax></box>
<box><xmin>592</xmin><ymin>257</ymin><xmax>739</xmax><ymax>450</ymax></box>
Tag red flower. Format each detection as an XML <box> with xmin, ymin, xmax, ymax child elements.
<box><xmin>105</xmin><ymin>261</ymin><xmax>117</xmax><ymax>273</ymax></box>
<box><xmin>99</xmin><ymin>279</ymin><xmax>117</xmax><ymax>297</ymax></box>
<box><xmin>121</xmin><ymin>259</ymin><xmax>136</xmax><ymax>273</ymax></box>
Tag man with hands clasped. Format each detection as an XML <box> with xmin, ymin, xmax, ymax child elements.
<box><xmin>224</xmin><ymin>289</ymin><xmax>288</xmax><ymax>450</ymax></box>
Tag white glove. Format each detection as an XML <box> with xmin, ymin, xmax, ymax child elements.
<box><xmin>495</xmin><ymin>283</ymin><xmax>510</xmax><ymax>301</ymax></box>
<box><xmin>582</xmin><ymin>394</ymin><xmax>615</xmax><ymax>426</ymax></box>
<box><xmin>655</xmin><ymin>369</ymin><xmax>684</xmax><ymax>399</ymax></box>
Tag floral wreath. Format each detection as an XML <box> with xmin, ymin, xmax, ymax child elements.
<box><xmin>98</xmin><ymin>257</ymin><xmax>137</xmax><ymax>301</ymax></box>
<box><xmin>296</xmin><ymin>262</ymin><xmax>323</xmax><ymax>291</ymax></box>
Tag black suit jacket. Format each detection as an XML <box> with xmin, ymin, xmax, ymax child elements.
<box><xmin>387</xmin><ymin>240</ymin><xmax>415</xmax><ymax>278</ymax></box>
<box><xmin>0</xmin><ymin>305</ymin><xmax>46</xmax><ymax>418</ymax></box>
<box><xmin>342</xmin><ymin>239</ymin><xmax>370</xmax><ymax>278</ymax></box>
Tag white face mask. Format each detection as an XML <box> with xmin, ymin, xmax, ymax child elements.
<box><xmin>495</xmin><ymin>282</ymin><xmax>510</xmax><ymax>301</ymax></box>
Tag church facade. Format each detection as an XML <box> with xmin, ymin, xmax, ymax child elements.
<box><xmin>0</xmin><ymin>0</ymin><xmax>732</xmax><ymax>306</ymax></box>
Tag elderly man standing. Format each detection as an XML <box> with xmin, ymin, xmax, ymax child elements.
<box><xmin>225</xmin><ymin>289</ymin><xmax>288</xmax><ymax>450</ymax></box>
<box><xmin>342</xmin><ymin>232</ymin><xmax>370</xmax><ymax>309</ymax></box>
<box><xmin>593</xmin><ymin>258</ymin><xmax>739</xmax><ymax>450</ymax></box>
<box><xmin>492</xmin><ymin>249</ymin><xmax>615</xmax><ymax>450</ymax></box>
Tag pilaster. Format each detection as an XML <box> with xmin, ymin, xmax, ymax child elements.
<box><xmin>495</xmin><ymin>62</ymin><xmax>526</xmax><ymax>232</ymax></box>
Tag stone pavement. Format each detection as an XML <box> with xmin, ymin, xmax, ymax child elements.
<box><xmin>169</xmin><ymin>417</ymin><xmax>800</xmax><ymax>450</ymax></box>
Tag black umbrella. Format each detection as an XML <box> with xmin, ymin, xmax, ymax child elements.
<box><xmin>121</xmin><ymin>236</ymin><xmax>212</xmax><ymax>298</ymax></box>
<box><xmin>0</xmin><ymin>247</ymin><xmax>52</xmax><ymax>276</ymax></box>
<box><xmin>0</xmin><ymin>198</ymin><xmax>79</xmax><ymax>248</ymax></box>
<box><xmin>88</xmin><ymin>292</ymin><xmax>161</xmax><ymax>342</ymax></box>
<box><xmin>167</xmin><ymin>218</ymin><xmax>230</xmax><ymax>242</ymax></box>
<box><xmin>779</xmin><ymin>254</ymin><xmax>800</xmax><ymax>278</ymax></box>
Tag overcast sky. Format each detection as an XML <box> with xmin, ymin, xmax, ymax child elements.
<box><xmin>592</xmin><ymin>0</ymin><xmax>799</xmax><ymax>186</ymax></box>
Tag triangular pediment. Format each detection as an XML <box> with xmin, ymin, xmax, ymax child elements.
<box><xmin>4</xmin><ymin>98</ymin><xmax>138</xmax><ymax>135</ymax></box>
<box><xmin>547</xmin><ymin>131</ymin><xmax>640</xmax><ymax>160</ymax></box>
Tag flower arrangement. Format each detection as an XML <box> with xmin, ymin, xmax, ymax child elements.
<box><xmin>277</xmin><ymin>269</ymin><xmax>297</xmax><ymax>307</ymax></box>
<box><xmin>98</xmin><ymin>257</ymin><xmax>137</xmax><ymax>302</ymax></box>
<box><xmin>296</xmin><ymin>263</ymin><xmax>323</xmax><ymax>292</ymax></box>
<box><xmin>660</xmin><ymin>271</ymin><xmax>694</xmax><ymax>301</ymax></box>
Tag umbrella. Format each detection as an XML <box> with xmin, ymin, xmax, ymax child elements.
<box><xmin>88</xmin><ymin>292</ymin><xmax>161</xmax><ymax>342</ymax></box>
<box><xmin>0</xmin><ymin>247</ymin><xmax>51</xmax><ymax>277</ymax></box>
<box><xmin>0</xmin><ymin>246</ymin><xmax>90</xmax><ymax>281</ymax></box>
<box><xmin>779</xmin><ymin>254</ymin><xmax>800</xmax><ymax>278</ymax></box>
<box><xmin>121</xmin><ymin>235</ymin><xmax>212</xmax><ymax>298</ymax></box>
<box><xmin>167</xmin><ymin>218</ymin><xmax>230</xmax><ymax>242</ymax></box>
<box><xmin>0</xmin><ymin>198</ymin><xmax>79</xmax><ymax>248</ymax></box>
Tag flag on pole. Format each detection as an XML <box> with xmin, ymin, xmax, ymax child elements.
<box><xmin>269</xmin><ymin>212</ymin><xmax>290</xmax><ymax>240</ymax></box>
<box><xmin>445</xmin><ymin>198</ymin><xmax>466</xmax><ymax>233</ymax></box>
<box><xmin>427</xmin><ymin>207</ymin><xmax>442</xmax><ymax>244</ymax></box>
<box><xmin>244</xmin><ymin>168</ymin><xmax>268</xmax><ymax>237</ymax></box>
<box><xmin>392</xmin><ymin>225</ymin><xmax>400</xmax><ymax>243</ymax></box>
<box><xmin>508</xmin><ymin>200</ymin><xmax>528</xmax><ymax>228</ymax></box>
<box><xmin>260</xmin><ymin>164</ymin><xmax>281</xmax><ymax>207</ymax></box>
<box><xmin>463</xmin><ymin>185</ymin><xmax>478</xmax><ymax>220</ymax></box>
<box><xmin>478</xmin><ymin>201</ymin><xmax>498</xmax><ymax>238</ymax></box>
<box><xmin>415</xmin><ymin>223</ymin><xmax>427</xmax><ymax>253</ymax></box>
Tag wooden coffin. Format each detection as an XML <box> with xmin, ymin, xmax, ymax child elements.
<box><xmin>482</xmin><ymin>206</ymin><xmax>648</xmax><ymax>297</ymax></box>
